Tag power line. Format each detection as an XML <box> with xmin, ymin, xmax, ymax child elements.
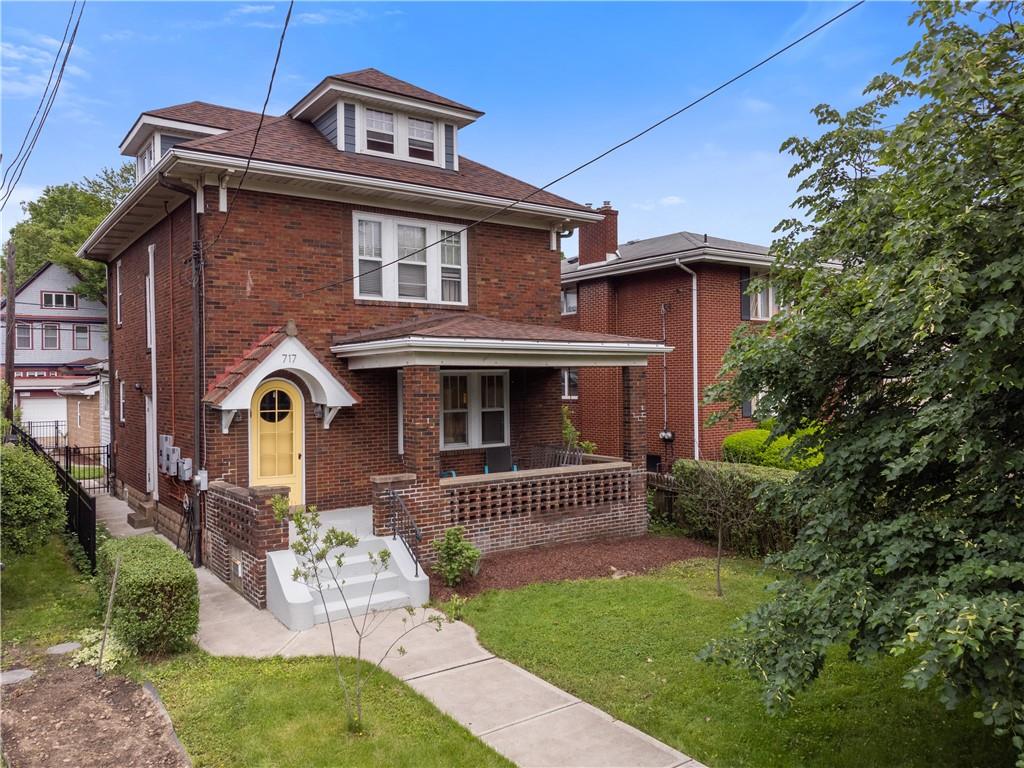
<box><xmin>304</xmin><ymin>0</ymin><xmax>865</xmax><ymax>298</ymax></box>
<box><xmin>202</xmin><ymin>0</ymin><xmax>294</xmax><ymax>258</ymax></box>
<box><xmin>0</xmin><ymin>1</ymin><xmax>86</xmax><ymax>212</ymax></box>
<box><xmin>0</xmin><ymin>1</ymin><xmax>78</xmax><ymax>192</ymax></box>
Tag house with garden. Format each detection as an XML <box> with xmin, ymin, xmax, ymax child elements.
<box><xmin>560</xmin><ymin>206</ymin><xmax>778</xmax><ymax>468</ymax></box>
<box><xmin>79</xmin><ymin>68</ymin><xmax>668</xmax><ymax>625</ymax></box>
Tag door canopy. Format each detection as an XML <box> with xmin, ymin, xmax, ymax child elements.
<box><xmin>204</xmin><ymin>321</ymin><xmax>360</xmax><ymax>432</ymax></box>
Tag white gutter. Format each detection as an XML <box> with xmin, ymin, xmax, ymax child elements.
<box><xmin>331</xmin><ymin>335</ymin><xmax>671</xmax><ymax>358</ymax></box>
<box><xmin>562</xmin><ymin>249</ymin><xmax>773</xmax><ymax>284</ymax></box>
<box><xmin>675</xmin><ymin>259</ymin><xmax>700</xmax><ymax>461</ymax></box>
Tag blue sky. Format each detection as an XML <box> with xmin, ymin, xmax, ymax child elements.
<box><xmin>2</xmin><ymin>1</ymin><xmax>920</xmax><ymax>252</ymax></box>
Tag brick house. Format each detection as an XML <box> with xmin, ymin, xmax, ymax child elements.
<box><xmin>79</xmin><ymin>69</ymin><xmax>667</xmax><ymax>624</ymax></box>
<box><xmin>561</xmin><ymin>203</ymin><xmax>779</xmax><ymax>468</ymax></box>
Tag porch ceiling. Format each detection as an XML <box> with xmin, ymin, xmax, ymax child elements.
<box><xmin>330</xmin><ymin>314</ymin><xmax>670</xmax><ymax>370</ymax></box>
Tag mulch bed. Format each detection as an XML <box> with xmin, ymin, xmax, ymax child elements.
<box><xmin>429</xmin><ymin>533</ymin><xmax>715</xmax><ymax>600</ymax></box>
<box><xmin>1</xmin><ymin>652</ymin><xmax>188</xmax><ymax>768</ymax></box>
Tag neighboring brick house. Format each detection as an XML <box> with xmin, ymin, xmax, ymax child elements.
<box><xmin>0</xmin><ymin>262</ymin><xmax>109</xmax><ymax>437</ymax></box>
<box><xmin>55</xmin><ymin>362</ymin><xmax>112</xmax><ymax>448</ymax></box>
<box><xmin>561</xmin><ymin>203</ymin><xmax>779</xmax><ymax>468</ymax></box>
<box><xmin>79</xmin><ymin>69</ymin><xmax>666</xmax><ymax>616</ymax></box>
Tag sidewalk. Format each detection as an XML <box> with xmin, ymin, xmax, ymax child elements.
<box><xmin>195</xmin><ymin>566</ymin><xmax>705</xmax><ymax>768</ymax></box>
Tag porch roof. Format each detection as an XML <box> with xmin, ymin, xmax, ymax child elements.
<box><xmin>330</xmin><ymin>314</ymin><xmax>670</xmax><ymax>369</ymax></box>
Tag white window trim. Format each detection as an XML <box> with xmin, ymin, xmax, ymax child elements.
<box><xmin>440</xmin><ymin>369</ymin><xmax>510</xmax><ymax>451</ymax></box>
<box><xmin>749</xmin><ymin>269</ymin><xmax>778</xmax><ymax>321</ymax></box>
<box><xmin>76</xmin><ymin>401</ymin><xmax>82</xmax><ymax>428</ymax></box>
<box><xmin>560</xmin><ymin>286</ymin><xmax>578</xmax><ymax>315</ymax></box>
<box><xmin>119</xmin><ymin>379</ymin><xmax>126</xmax><ymax>424</ymax></box>
<box><xmin>355</xmin><ymin>104</ymin><xmax>444</xmax><ymax>168</ymax></box>
<box><xmin>561</xmin><ymin>368</ymin><xmax>579</xmax><ymax>400</ymax></box>
<box><xmin>115</xmin><ymin>260</ymin><xmax>123</xmax><ymax>325</ymax></box>
<box><xmin>353</xmin><ymin>212</ymin><xmax>468</xmax><ymax>306</ymax></box>
<box><xmin>15</xmin><ymin>322</ymin><xmax>32</xmax><ymax>349</ymax></box>
<box><xmin>101</xmin><ymin>381</ymin><xmax>110</xmax><ymax>419</ymax></box>
<box><xmin>41</xmin><ymin>291</ymin><xmax>76</xmax><ymax>310</ymax></box>
<box><xmin>73</xmin><ymin>324</ymin><xmax>90</xmax><ymax>350</ymax></box>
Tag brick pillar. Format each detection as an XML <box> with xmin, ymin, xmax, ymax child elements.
<box><xmin>621</xmin><ymin>366</ymin><xmax>647</xmax><ymax>468</ymax></box>
<box><xmin>401</xmin><ymin>365</ymin><xmax>440</xmax><ymax>481</ymax></box>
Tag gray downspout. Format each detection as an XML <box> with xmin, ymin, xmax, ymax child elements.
<box><xmin>674</xmin><ymin>259</ymin><xmax>700</xmax><ymax>460</ymax></box>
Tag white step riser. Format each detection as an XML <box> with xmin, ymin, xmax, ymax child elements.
<box><xmin>327</xmin><ymin>537</ymin><xmax>395</xmax><ymax>558</ymax></box>
<box><xmin>309</xmin><ymin>571</ymin><xmax>399</xmax><ymax>601</ymax></box>
<box><xmin>312</xmin><ymin>590</ymin><xmax>412</xmax><ymax>621</ymax></box>
<box><xmin>316</xmin><ymin>556</ymin><xmax>380</xmax><ymax>579</ymax></box>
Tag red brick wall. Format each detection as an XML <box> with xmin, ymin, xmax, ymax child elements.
<box><xmin>563</xmin><ymin>263</ymin><xmax>758</xmax><ymax>466</ymax></box>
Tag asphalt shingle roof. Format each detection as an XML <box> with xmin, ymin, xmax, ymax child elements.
<box><xmin>329</xmin><ymin>68</ymin><xmax>482</xmax><ymax>115</ymax></box>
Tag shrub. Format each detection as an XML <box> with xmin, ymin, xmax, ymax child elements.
<box><xmin>97</xmin><ymin>536</ymin><xmax>198</xmax><ymax>654</ymax></box>
<box><xmin>672</xmin><ymin>459</ymin><xmax>798</xmax><ymax>556</ymax></box>
<box><xmin>0</xmin><ymin>443</ymin><xmax>66</xmax><ymax>555</ymax></box>
<box><xmin>431</xmin><ymin>527</ymin><xmax>481</xmax><ymax>587</ymax></box>
<box><xmin>722</xmin><ymin>428</ymin><xmax>822</xmax><ymax>471</ymax></box>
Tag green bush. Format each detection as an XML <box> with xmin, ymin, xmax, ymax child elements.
<box><xmin>722</xmin><ymin>428</ymin><xmax>822</xmax><ymax>471</ymax></box>
<box><xmin>672</xmin><ymin>459</ymin><xmax>798</xmax><ymax>556</ymax></box>
<box><xmin>431</xmin><ymin>527</ymin><xmax>481</xmax><ymax>587</ymax></box>
<box><xmin>0</xmin><ymin>443</ymin><xmax>66</xmax><ymax>555</ymax></box>
<box><xmin>97</xmin><ymin>536</ymin><xmax>198</xmax><ymax>654</ymax></box>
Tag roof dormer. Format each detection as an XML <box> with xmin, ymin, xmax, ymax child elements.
<box><xmin>289</xmin><ymin>69</ymin><xmax>482</xmax><ymax>171</ymax></box>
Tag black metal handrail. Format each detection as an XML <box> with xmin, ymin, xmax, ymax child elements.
<box><xmin>10</xmin><ymin>423</ymin><xmax>97</xmax><ymax>571</ymax></box>
<box><xmin>386</xmin><ymin>489</ymin><xmax>423</xmax><ymax>578</ymax></box>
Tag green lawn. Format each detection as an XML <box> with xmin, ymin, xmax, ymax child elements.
<box><xmin>70</xmin><ymin>464</ymin><xmax>105</xmax><ymax>480</ymax></box>
<box><xmin>1</xmin><ymin>537</ymin><xmax>509</xmax><ymax>768</ymax></box>
<box><xmin>0</xmin><ymin>537</ymin><xmax>98</xmax><ymax>651</ymax></box>
<box><xmin>465</xmin><ymin>558</ymin><xmax>1015</xmax><ymax>768</ymax></box>
<box><xmin>144</xmin><ymin>653</ymin><xmax>511</xmax><ymax>768</ymax></box>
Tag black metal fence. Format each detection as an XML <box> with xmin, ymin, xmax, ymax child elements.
<box><xmin>11</xmin><ymin>424</ymin><xmax>98</xmax><ymax>571</ymax></box>
<box><xmin>386</xmin><ymin>489</ymin><xmax>423</xmax><ymax>577</ymax></box>
<box><xmin>62</xmin><ymin>443</ymin><xmax>113</xmax><ymax>495</ymax></box>
<box><xmin>22</xmin><ymin>419</ymin><xmax>67</xmax><ymax>451</ymax></box>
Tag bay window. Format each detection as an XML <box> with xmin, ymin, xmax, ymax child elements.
<box><xmin>441</xmin><ymin>370</ymin><xmax>509</xmax><ymax>450</ymax></box>
<box><xmin>353</xmin><ymin>212</ymin><xmax>468</xmax><ymax>305</ymax></box>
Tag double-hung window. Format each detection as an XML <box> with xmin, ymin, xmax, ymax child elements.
<box><xmin>73</xmin><ymin>324</ymin><xmax>90</xmax><ymax>350</ymax></box>
<box><xmin>560</xmin><ymin>286</ymin><xmax>578</xmax><ymax>315</ymax></box>
<box><xmin>440</xmin><ymin>371</ymin><xmax>509</xmax><ymax>450</ymax></box>
<box><xmin>42</xmin><ymin>291</ymin><xmax>76</xmax><ymax>309</ymax></box>
<box><xmin>561</xmin><ymin>368</ymin><xmax>579</xmax><ymax>400</ymax></box>
<box><xmin>396</xmin><ymin>224</ymin><xmax>427</xmax><ymax>299</ymax></box>
<box><xmin>115</xmin><ymin>260</ymin><xmax>123</xmax><ymax>325</ymax></box>
<box><xmin>365</xmin><ymin>109</ymin><xmax>395</xmax><ymax>154</ymax></box>
<box><xmin>749</xmin><ymin>269</ymin><xmax>779</xmax><ymax>320</ymax></box>
<box><xmin>408</xmin><ymin>117</ymin><xmax>434</xmax><ymax>161</ymax></box>
<box><xmin>15</xmin><ymin>323</ymin><xmax>32</xmax><ymax>349</ymax></box>
<box><xmin>119</xmin><ymin>380</ymin><xmax>126</xmax><ymax>424</ymax></box>
<box><xmin>137</xmin><ymin>140</ymin><xmax>155</xmax><ymax>178</ymax></box>
<box><xmin>353</xmin><ymin>213</ymin><xmax>468</xmax><ymax>305</ymax></box>
<box><xmin>41</xmin><ymin>323</ymin><xmax>60</xmax><ymax>350</ymax></box>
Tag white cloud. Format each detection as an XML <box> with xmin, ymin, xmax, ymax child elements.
<box><xmin>659</xmin><ymin>195</ymin><xmax>685</xmax><ymax>207</ymax></box>
<box><xmin>233</xmin><ymin>4</ymin><xmax>276</xmax><ymax>14</ymax></box>
<box><xmin>741</xmin><ymin>97</ymin><xmax>775</xmax><ymax>114</ymax></box>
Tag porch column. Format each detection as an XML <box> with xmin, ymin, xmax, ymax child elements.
<box><xmin>621</xmin><ymin>366</ymin><xmax>647</xmax><ymax>469</ymax></box>
<box><xmin>401</xmin><ymin>365</ymin><xmax>440</xmax><ymax>481</ymax></box>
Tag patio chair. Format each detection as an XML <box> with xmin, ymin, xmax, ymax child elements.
<box><xmin>484</xmin><ymin>446</ymin><xmax>518</xmax><ymax>474</ymax></box>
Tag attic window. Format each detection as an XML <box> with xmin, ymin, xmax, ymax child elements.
<box><xmin>365</xmin><ymin>109</ymin><xmax>394</xmax><ymax>154</ymax></box>
<box><xmin>42</xmin><ymin>291</ymin><xmax>76</xmax><ymax>309</ymax></box>
<box><xmin>408</xmin><ymin>118</ymin><xmax>434</xmax><ymax>161</ymax></box>
<box><xmin>137</xmin><ymin>140</ymin><xmax>155</xmax><ymax>178</ymax></box>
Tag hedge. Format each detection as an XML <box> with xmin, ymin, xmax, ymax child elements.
<box><xmin>721</xmin><ymin>428</ymin><xmax>822</xmax><ymax>471</ymax></box>
<box><xmin>0</xmin><ymin>443</ymin><xmax>66</xmax><ymax>555</ymax></box>
<box><xmin>672</xmin><ymin>459</ymin><xmax>798</xmax><ymax>556</ymax></box>
<box><xmin>97</xmin><ymin>536</ymin><xmax>198</xmax><ymax>654</ymax></box>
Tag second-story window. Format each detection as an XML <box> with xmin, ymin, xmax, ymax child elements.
<box><xmin>15</xmin><ymin>323</ymin><xmax>32</xmax><ymax>349</ymax></box>
<box><xmin>749</xmin><ymin>269</ymin><xmax>779</xmax><ymax>320</ymax></box>
<box><xmin>73</xmin><ymin>324</ymin><xmax>90</xmax><ymax>350</ymax></box>
<box><xmin>353</xmin><ymin>212</ymin><xmax>468</xmax><ymax>305</ymax></box>
<box><xmin>42</xmin><ymin>291</ymin><xmax>76</xmax><ymax>309</ymax></box>
<box><xmin>365</xmin><ymin>109</ymin><xmax>394</xmax><ymax>154</ymax></box>
<box><xmin>560</xmin><ymin>286</ymin><xmax>578</xmax><ymax>315</ymax></box>
<box><xmin>42</xmin><ymin>323</ymin><xmax>60</xmax><ymax>350</ymax></box>
<box><xmin>408</xmin><ymin>117</ymin><xmax>434</xmax><ymax>161</ymax></box>
<box><xmin>138</xmin><ymin>139</ymin><xmax>155</xmax><ymax>178</ymax></box>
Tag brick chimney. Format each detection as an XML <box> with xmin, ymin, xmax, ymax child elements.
<box><xmin>578</xmin><ymin>201</ymin><xmax>619</xmax><ymax>266</ymax></box>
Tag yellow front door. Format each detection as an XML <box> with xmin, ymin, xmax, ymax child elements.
<box><xmin>251</xmin><ymin>379</ymin><xmax>303</xmax><ymax>506</ymax></box>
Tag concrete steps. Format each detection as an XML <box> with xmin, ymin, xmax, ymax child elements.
<box><xmin>267</xmin><ymin>507</ymin><xmax>429</xmax><ymax>631</ymax></box>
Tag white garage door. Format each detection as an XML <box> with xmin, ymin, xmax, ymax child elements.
<box><xmin>18</xmin><ymin>394</ymin><xmax>67</xmax><ymax>428</ymax></box>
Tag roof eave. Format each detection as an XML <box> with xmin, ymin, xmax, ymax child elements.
<box><xmin>288</xmin><ymin>78</ymin><xmax>483</xmax><ymax>125</ymax></box>
<box><xmin>561</xmin><ymin>248</ymin><xmax>775</xmax><ymax>284</ymax></box>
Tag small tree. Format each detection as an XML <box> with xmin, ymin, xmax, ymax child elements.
<box><xmin>273</xmin><ymin>496</ymin><xmax>447</xmax><ymax>733</ymax></box>
<box><xmin>690</xmin><ymin>461</ymin><xmax>759</xmax><ymax>597</ymax></box>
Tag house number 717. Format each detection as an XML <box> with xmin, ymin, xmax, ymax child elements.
<box><xmin>281</xmin><ymin>353</ymin><xmax>297</xmax><ymax>364</ymax></box>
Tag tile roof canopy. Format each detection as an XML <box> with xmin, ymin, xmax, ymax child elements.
<box><xmin>177</xmin><ymin>117</ymin><xmax>590</xmax><ymax>212</ymax></box>
<box><xmin>333</xmin><ymin>314</ymin><xmax>662</xmax><ymax>347</ymax></box>
<box><xmin>143</xmin><ymin>101</ymin><xmax>264</xmax><ymax>131</ymax></box>
<box><xmin>325</xmin><ymin>68</ymin><xmax>482</xmax><ymax>115</ymax></box>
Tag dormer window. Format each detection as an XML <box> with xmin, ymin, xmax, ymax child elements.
<box><xmin>408</xmin><ymin>118</ymin><xmax>434</xmax><ymax>161</ymax></box>
<box><xmin>137</xmin><ymin>139</ymin><xmax>155</xmax><ymax>178</ymax></box>
<box><xmin>365</xmin><ymin>109</ymin><xmax>395</xmax><ymax>154</ymax></box>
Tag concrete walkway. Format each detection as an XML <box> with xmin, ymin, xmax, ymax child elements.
<box><xmin>196</xmin><ymin>567</ymin><xmax>705</xmax><ymax>768</ymax></box>
<box><xmin>95</xmin><ymin>493</ymin><xmax>152</xmax><ymax>538</ymax></box>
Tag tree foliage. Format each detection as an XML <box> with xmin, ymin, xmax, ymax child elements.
<box><xmin>703</xmin><ymin>3</ymin><xmax>1024</xmax><ymax>760</ymax></box>
<box><xmin>7</xmin><ymin>162</ymin><xmax>134</xmax><ymax>301</ymax></box>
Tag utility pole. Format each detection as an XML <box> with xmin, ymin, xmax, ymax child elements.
<box><xmin>3</xmin><ymin>240</ymin><xmax>16</xmax><ymax>428</ymax></box>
